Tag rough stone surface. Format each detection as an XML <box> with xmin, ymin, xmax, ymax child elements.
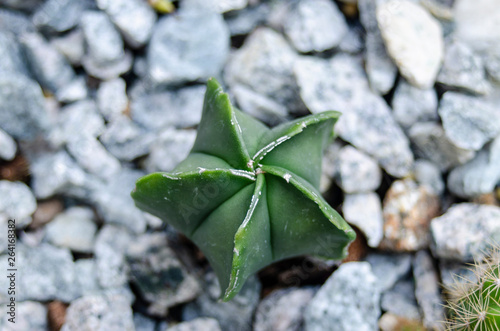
<box><xmin>392</xmin><ymin>79</ymin><xmax>438</xmax><ymax>130</ymax></box>
<box><xmin>126</xmin><ymin>233</ymin><xmax>200</xmax><ymax>316</ymax></box>
<box><xmin>50</xmin><ymin>28</ymin><xmax>85</xmax><ymax>66</ymax></box>
<box><xmin>56</xmin><ymin>76</ymin><xmax>88</xmax><ymax>103</ymax></box>
<box><xmin>409</xmin><ymin>122</ymin><xmax>475</xmax><ymax>171</ymax></box>
<box><xmin>91</xmin><ymin>168</ymin><xmax>148</xmax><ymax>233</ymax></box>
<box><xmin>134</xmin><ymin>313</ymin><xmax>157</xmax><ymax>331</ymax></box>
<box><xmin>29</xmin><ymin>150</ymin><xmax>90</xmax><ymax>199</ymax></box>
<box><xmin>431</xmin><ymin>203</ymin><xmax>500</xmax><ymax>262</ymax></box>
<box><xmin>0</xmin><ymin>180</ymin><xmax>36</xmax><ymax>228</ymax></box>
<box><xmin>225</xmin><ymin>3</ymin><xmax>269</xmax><ymax>36</ymax></box>
<box><xmin>377</xmin><ymin>0</ymin><xmax>444</xmax><ymax>88</ymax></box>
<box><xmin>168</xmin><ymin>318</ymin><xmax>221</xmax><ymax>331</ymax></box>
<box><xmin>183</xmin><ymin>272</ymin><xmax>261</xmax><ymax>331</ymax></box>
<box><xmin>438</xmin><ymin>260</ymin><xmax>478</xmax><ymax>291</ymax></box>
<box><xmin>437</xmin><ymin>40</ymin><xmax>490</xmax><ymax>94</ymax></box>
<box><xmin>304</xmin><ymin>262</ymin><xmax>381</xmax><ymax>331</ymax></box>
<box><xmin>0</xmin><ymin>75</ymin><xmax>49</xmax><ymax>140</ymax></box>
<box><xmin>97</xmin><ymin>78</ymin><xmax>129</xmax><ymax>121</ymax></box>
<box><xmin>45</xmin><ymin>206</ymin><xmax>97</xmax><ymax>253</ymax></box>
<box><xmin>0</xmin><ymin>31</ymin><xmax>30</xmax><ymax>77</ymax></box>
<box><xmin>100</xmin><ymin>115</ymin><xmax>154</xmax><ymax>162</ymax></box>
<box><xmin>447</xmin><ymin>135</ymin><xmax>500</xmax><ymax>198</ymax></box>
<box><xmin>380</xmin><ymin>179</ymin><xmax>440</xmax><ymax>251</ymax></box>
<box><xmin>61</xmin><ymin>291</ymin><xmax>135</xmax><ymax>331</ymax></box>
<box><xmin>0</xmin><ymin>243</ymin><xmax>79</xmax><ymax>302</ymax></box>
<box><xmin>381</xmin><ymin>279</ymin><xmax>421</xmax><ymax>320</ymax></box>
<box><xmin>283</xmin><ymin>0</ymin><xmax>347</xmax><ymax>53</ymax></box>
<box><xmin>0</xmin><ymin>9</ymin><xmax>35</xmax><ymax>36</ymax></box>
<box><xmin>414</xmin><ymin>159</ymin><xmax>445</xmax><ymax>195</ymax></box>
<box><xmin>94</xmin><ymin>224</ymin><xmax>134</xmax><ymax>288</ymax></box>
<box><xmin>80</xmin><ymin>11</ymin><xmax>132</xmax><ymax>80</ymax></box>
<box><xmin>183</xmin><ymin>0</ymin><xmax>248</xmax><ymax>13</ymax></box>
<box><xmin>74</xmin><ymin>259</ymin><xmax>101</xmax><ymax>295</ymax></box>
<box><xmin>366</xmin><ymin>252</ymin><xmax>412</xmax><ymax>292</ymax></box>
<box><xmin>454</xmin><ymin>0</ymin><xmax>500</xmax><ymax>52</ymax></box>
<box><xmin>334</xmin><ymin>145</ymin><xmax>382</xmax><ymax>193</ymax></box>
<box><xmin>147</xmin><ymin>8</ymin><xmax>229</xmax><ymax>85</ymax></box>
<box><xmin>96</xmin><ymin>0</ymin><xmax>157</xmax><ymax>48</ymax></box>
<box><xmin>343</xmin><ymin>192</ymin><xmax>384</xmax><ymax>248</ymax></box>
<box><xmin>0</xmin><ymin>128</ymin><xmax>16</xmax><ymax>161</ymax></box>
<box><xmin>364</xmin><ymin>31</ymin><xmax>398</xmax><ymax>94</ymax></box>
<box><xmin>0</xmin><ymin>301</ymin><xmax>48</xmax><ymax>331</ymax></box>
<box><xmin>413</xmin><ymin>250</ymin><xmax>445</xmax><ymax>330</ymax></box>
<box><xmin>225</xmin><ymin>27</ymin><xmax>304</xmax><ymax>114</ymax></box>
<box><xmin>20</xmin><ymin>32</ymin><xmax>76</xmax><ymax>93</ymax></box>
<box><xmin>438</xmin><ymin>92</ymin><xmax>500</xmax><ymax>151</ymax></box>
<box><xmin>145</xmin><ymin>129</ymin><xmax>196</xmax><ymax>172</ymax></box>
<box><xmin>131</xmin><ymin>86</ymin><xmax>205</xmax><ymax>131</ymax></box>
<box><xmin>254</xmin><ymin>287</ymin><xmax>316</xmax><ymax>331</ymax></box>
<box><xmin>32</xmin><ymin>0</ymin><xmax>90</xmax><ymax>33</ymax></box>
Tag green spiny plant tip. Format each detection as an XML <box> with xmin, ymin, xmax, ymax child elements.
<box><xmin>131</xmin><ymin>78</ymin><xmax>356</xmax><ymax>301</ymax></box>
<box><xmin>445</xmin><ymin>245</ymin><xmax>500</xmax><ymax>330</ymax></box>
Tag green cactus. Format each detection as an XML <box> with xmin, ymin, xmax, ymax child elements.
<box><xmin>131</xmin><ymin>78</ymin><xmax>355</xmax><ymax>301</ymax></box>
<box><xmin>445</xmin><ymin>245</ymin><xmax>500</xmax><ymax>330</ymax></box>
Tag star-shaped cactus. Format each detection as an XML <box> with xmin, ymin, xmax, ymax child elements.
<box><xmin>132</xmin><ymin>78</ymin><xmax>355</xmax><ymax>301</ymax></box>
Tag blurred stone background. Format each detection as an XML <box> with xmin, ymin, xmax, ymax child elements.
<box><xmin>0</xmin><ymin>0</ymin><xmax>499</xmax><ymax>330</ymax></box>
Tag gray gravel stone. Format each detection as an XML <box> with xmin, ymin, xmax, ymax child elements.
<box><xmin>147</xmin><ymin>8</ymin><xmax>229</xmax><ymax>85</ymax></box>
<box><xmin>56</xmin><ymin>76</ymin><xmax>88</xmax><ymax>103</ymax></box>
<box><xmin>131</xmin><ymin>86</ymin><xmax>205</xmax><ymax>131</ymax></box>
<box><xmin>414</xmin><ymin>159</ymin><xmax>445</xmax><ymax>195</ymax></box>
<box><xmin>81</xmin><ymin>11</ymin><xmax>132</xmax><ymax>80</ymax></box>
<box><xmin>182</xmin><ymin>0</ymin><xmax>248</xmax><ymax>13</ymax></box>
<box><xmin>168</xmin><ymin>318</ymin><xmax>221</xmax><ymax>331</ymax></box>
<box><xmin>61</xmin><ymin>291</ymin><xmax>135</xmax><ymax>331</ymax></box>
<box><xmin>439</xmin><ymin>92</ymin><xmax>500</xmax><ymax>151</ymax></box>
<box><xmin>225</xmin><ymin>27</ymin><xmax>305</xmax><ymax>114</ymax></box>
<box><xmin>74</xmin><ymin>259</ymin><xmax>101</xmax><ymax>295</ymax></box>
<box><xmin>366</xmin><ymin>252</ymin><xmax>412</xmax><ymax>292</ymax></box>
<box><xmin>413</xmin><ymin>250</ymin><xmax>445</xmax><ymax>330</ymax></box>
<box><xmin>283</xmin><ymin>0</ymin><xmax>347</xmax><ymax>53</ymax></box>
<box><xmin>20</xmin><ymin>32</ymin><xmax>76</xmax><ymax>93</ymax></box>
<box><xmin>254</xmin><ymin>287</ymin><xmax>316</xmax><ymax>331</ymax></box>
<box><xmin>294</xmin><ymin>54</ymin><xmax>413</xmax><ymax>177</ymax></box>
<box><xmin>0</xmin><ymin>31</ymin><xmax>30</xmax><ymax>77</ymax></box>
<box><xmin>145</xmin><ymin>128</ymin><xmax>196</xmax><ymax>172</ymax></box>
<box><xmin>336</xmin><ymin>90</ymin><xmax>414</xmax><ymax>177</ymax></box>
<box><xmin>447</xmin><ymin>135</ymin><xmax>500</xmax><ymax>198</ymax></box>
<box><xmin>338</xmin><ymin>25</ymin><xmax>364</xmax><ymax>54</ymax></box>
<box><xmin>365</xmin><ymin>31</ymin><xmax>398</xmax><ymax>94</ymax></box>
<box><xmin>32</xmin><ymin>0</ymin><xmax>90</xmax><ymax>33</ymax></box>
<box><xmin>431</xmin><ymin>203</ymin><xmax>500</xmax><ymax>262</ymax></box>
<box><xmin>438</xmin><ymin>259</ymin><xmax>478</xmax><ymax>291</ymax></box>
<box><xmin>97</xmin><ymin>78</ymin><xmax>129</xmax><ymax>121</ymax></box>
<box><xmin>30</xmin><ymin>150</ymin><xmax>90</xmax><ymax>199</ymax></box>
<box><xmin>2</xmin><ymin>243</ymin><xmax>79</xmax><ymax>302</ymax></box>
<box><xmin>0</xmin><ymin>301</ymin><xmax>47</xmax><ymax>331</ymax></box>
<box><xmin>134</xmin><ymin>313</ymin><xmax>157</xmax><ymax>331</ymax></box>
<box><xmin>485</xmin><ymin>45</ymin><xmax>500</xmax><ymax>83</ymax></box>
<box><xmin>334</xmin><ymin>145</ymin><xmax>382</xmax><ymax>193</ymax></box>
<box><xmin>0</xmin><ymin>128</ymin><xmax>16</xmax><ymax>161</ymax></box>
<box><xmin>127</xmin><ymin>233</ymin><xmax>200</xmax><ymax>316</ymax></box>
<box><xmin>50</xmin><ymin>28</ymin><xmax>85</xmax><ymax>66</ymax></box>
<box><xmin>0</xmin><ymin>9</ymin><xmax>35</xmax><ymax>35</ymax></box>
<box><xmin>377</xmin><ymin>0</ymin><xmax>444</xmax><ymax>88</ymax></box>
<box><xmin>409</xmin><ymin>122</ymin><xmax>475</xmax><ymax>171</ymax></box>
<box><xmin>183</xmin><ymin>272</ymin><xmax>261</xmax><ymax>331</ymax></box>
<box><xmin>0</xmin><ymin>180</ymin><xmax>36</xmax><ymax>228</ymax></box>
<box><xmin>343</xmin><ymin>192</ymin><xmax>384</xmax><ymax>248</ymax></box>
<box><xmin>392</xmin><ymin>79</ymin><xmax>438</xmax><ymax>130</ymax></box>
<box><xmin>381</xmin><ymin>278</ymin><xmax>421</xmax><ymax>320</ymax></box>
<box><xmin>100</xmin><ymin>115</ymin><xmax>155</xmax><ymax>162</ymax></box>
<box><xmin>91</xmin><ymin>168</ymin><xmax>148</xmax><ymax>233</ymax></box>
<box><xmin>96</xmin><ymin>0</ymin><xmax>157</xmax><ymax>48</ymax></box>
<box><xmin>437</xmin><ymin>40</ymin><xmax>490</xmax><ymax>94</ymax></box>
<box><xmin>0</xmin><ymin>75</ymin><xmax>50</xmax><ymax>140</ymax></box>
<box><xmin>305</xmin><ymin>262</ymin><xmax>381</xmax><ymax>331</ymax></box>
<box><xmin>94</xmin><ymin>224</ymin><xmax>134</xmax><ymax>288</ymax></box>
<box><xmin>45</xmin><ymin>206</ymin><xmax>97</xmax><ymax>253</ymax></box>
<box><xmin>225</xmin><ymin>3</ymin><xmax>269</xmax><ymax>36</ymax></box>
<box><xmin>67</xmin><ymin>135</ymin><xmax>121</xmax><ymax>179</ymax></box>
<box><xmin>454</xmin><ymin>0</ymin><xmax>500</xmax><ymax>52</ymax></box>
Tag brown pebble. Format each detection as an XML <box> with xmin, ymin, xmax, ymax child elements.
<box><xmin>342</xmin><ymin>226</ymin><xmax>368</xmax><ymax>263</ymax></box>
<box><xmin>378</xmin><ymin>312</ymin><xmax>426</xmax><ymax>331</ymax></box>
<box><xmin>30</xmin><ymin>199</ymin><xmax>64</xmax><ymax>229</ymax></box>
<box><xmin>0</xmin><ymin>154</ymin><xmax>29</xmax><ymax>182</ymax></box>
<box><xmin>473</xmin><ymin>193</ymin><xmax>500</xmax><ymax>207</ymax></box>
<box><xmin>48</xmin><ymin>301</ymin><xmax>68</xmax><ymax>331</ymax></box>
